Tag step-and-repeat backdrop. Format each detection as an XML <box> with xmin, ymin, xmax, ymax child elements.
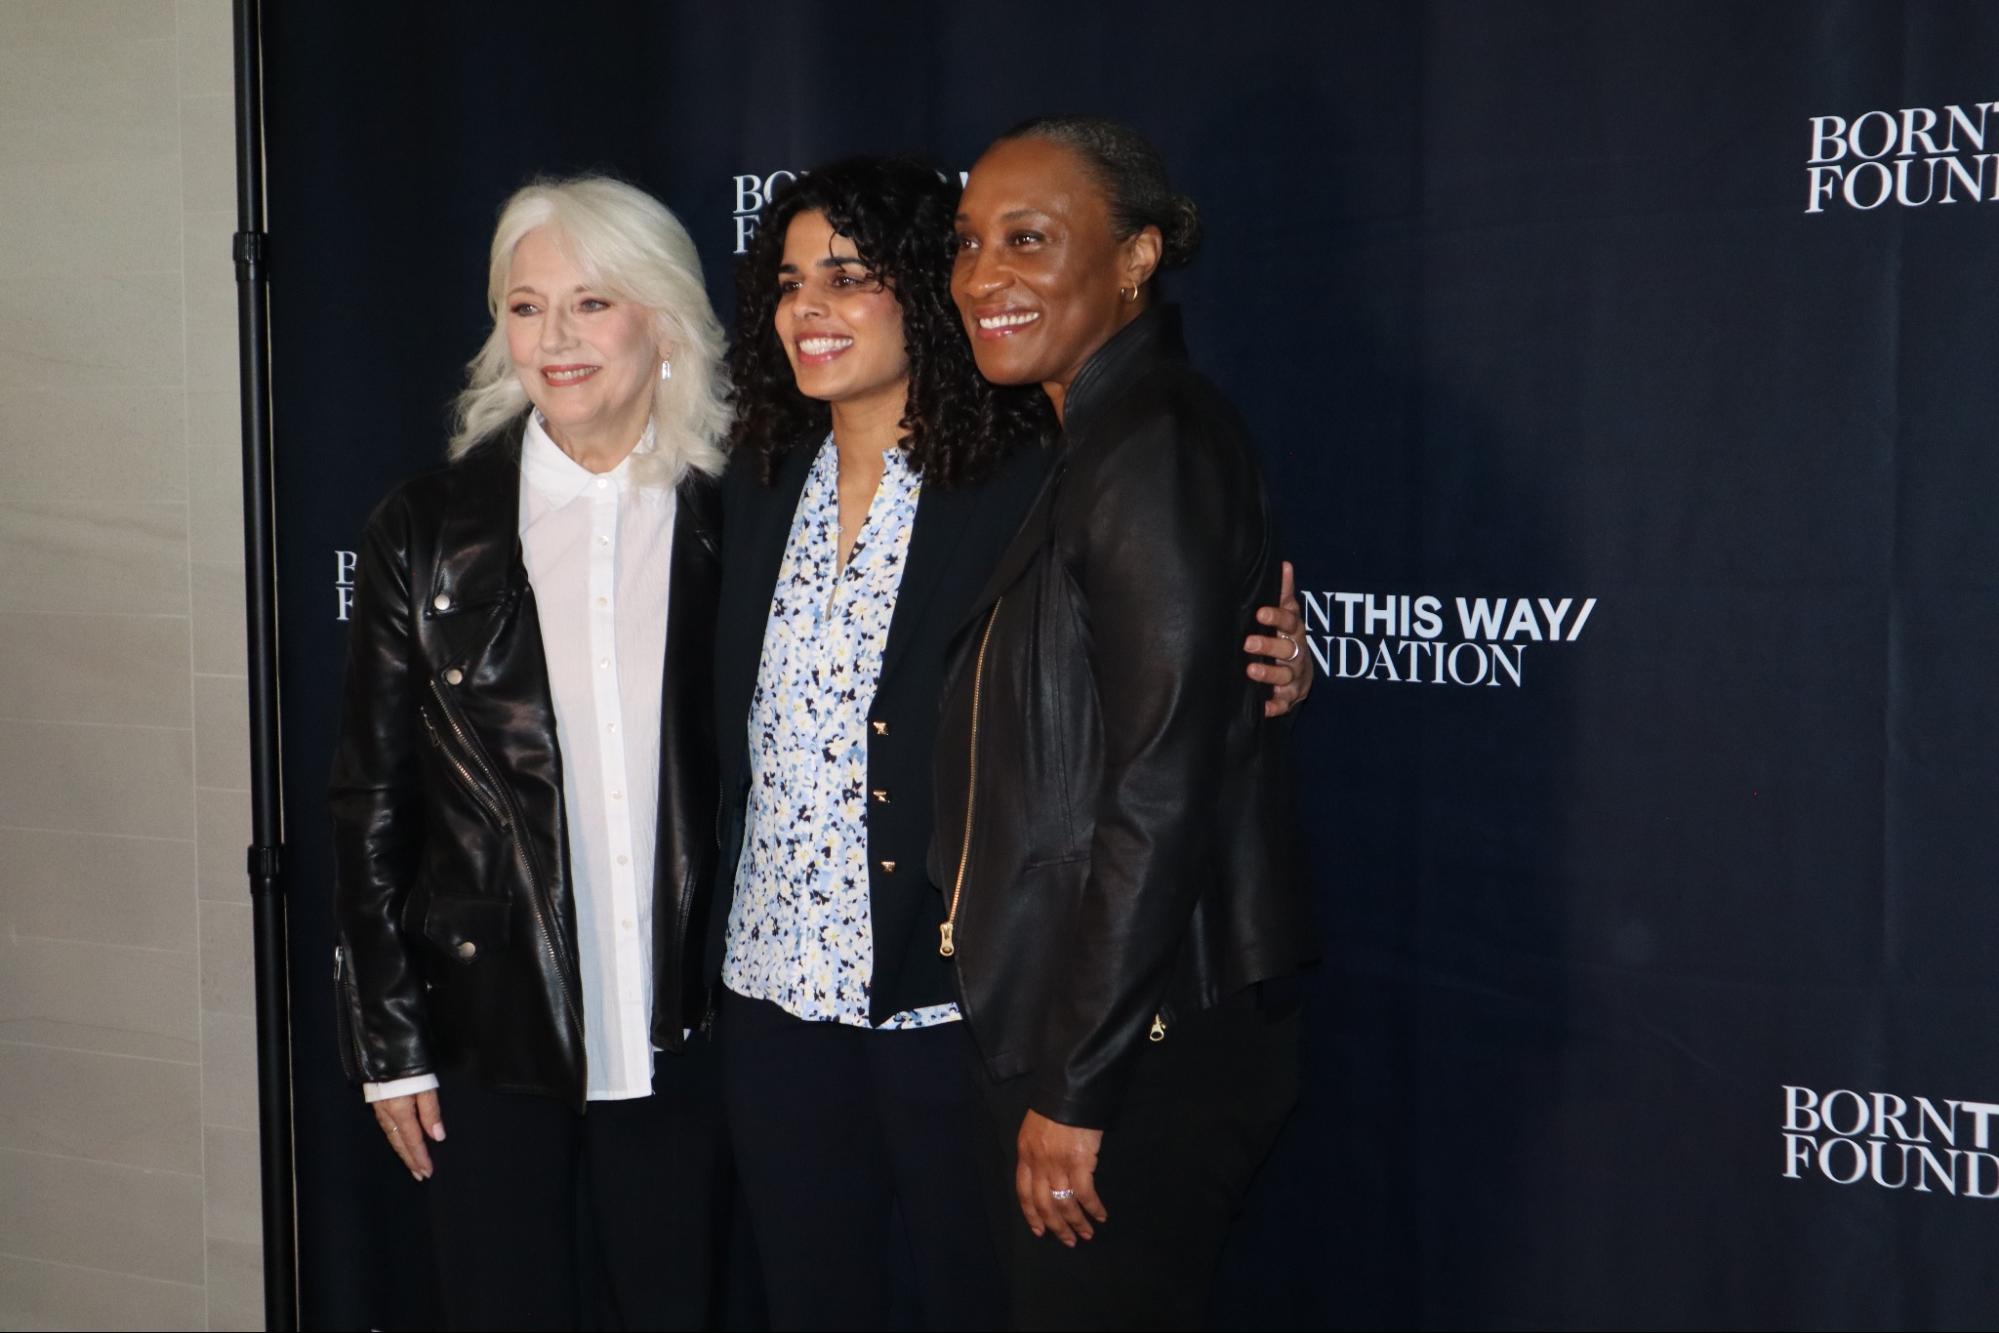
<box><xmin>263</xmin><ymin>3</ymin><xmax>1999</xmax><ymax>1326</ymax></box>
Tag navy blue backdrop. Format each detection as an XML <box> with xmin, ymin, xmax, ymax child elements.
<box><xmin>263</xmin><ymin>3</ymin><xmax>1999</xmax><ymax>1327</ymax></box>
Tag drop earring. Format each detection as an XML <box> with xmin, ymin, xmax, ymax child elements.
<box><xmin>659</xmin><ymin>358</ymin><xmax>673</xmax><ymax>381</ymax></box>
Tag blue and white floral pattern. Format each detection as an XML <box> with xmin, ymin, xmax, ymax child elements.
<box><xmin>723</xmin><ymin>438</ymin><xmax>959</xmax><ymax>1029</ymax></box>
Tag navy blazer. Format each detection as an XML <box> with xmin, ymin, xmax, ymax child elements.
<box><xmin>707</xmin><ymin>436</ymin><xmax>1054</xmax><ymax>1022</ymax></box>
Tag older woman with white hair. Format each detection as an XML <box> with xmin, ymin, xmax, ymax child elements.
<box><xmin>329</xmin><ymin>175</ymin><xmax>730</xmax><ymax>1329</ymax></box>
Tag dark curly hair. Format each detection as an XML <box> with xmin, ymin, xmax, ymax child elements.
<box><xmin>726</xmin><ymin>156</ymin><xmax>1051</xmax><ymax>487</ymax></box>
<box><xmin>1001</xmin><ymin>116</ymin><xmax>1203</xmax><ymax>270</ymax></box>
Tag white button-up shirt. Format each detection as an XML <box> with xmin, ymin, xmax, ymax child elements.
<box><xmin>365</xmin><ymin>415</ymin><xmax>675</xmax><ymax>1103</ymax></box>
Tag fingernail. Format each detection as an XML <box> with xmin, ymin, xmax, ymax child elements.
<box><xmin>411</xmin><ymin>1171</ymin><xmax>424</xmax><ymax>1182</ymax></box>
<box><xmin>430</xmin><ymin>1124</ymin><xmax>446</xmax><ymax>1142</ymax></box>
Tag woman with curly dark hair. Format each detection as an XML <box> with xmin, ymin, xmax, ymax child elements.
<box><xmin>706</xmin><ymin>155</ymin><xmax>1312</xmax><ymax>1330</ymax></box>
<box><xmin>707</xmin><ymin>157</ymin><xmax>1045</xmax><ymax>1330</ymax></box>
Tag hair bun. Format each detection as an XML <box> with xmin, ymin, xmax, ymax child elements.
<box><xmin>1160</xmin><ymin>193</ymin><xmax>1202</xmax><ymax>268</ymax></box>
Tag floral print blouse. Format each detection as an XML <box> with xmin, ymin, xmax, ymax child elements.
<box><xmin>722</xmin><ymin>438</ymin><xmax>960</xmax><ymax>1030</ymax></box>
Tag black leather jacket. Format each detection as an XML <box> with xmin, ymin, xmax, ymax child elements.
<box><xmin>329</xmin><ymin>428</ymin><xmax>721</xmax><ymax>1108</ymax></box>
<box><xmin>931</xmin><ymin>307</ymin><xmax>1311</xmax><ymax>1129</ymax></box>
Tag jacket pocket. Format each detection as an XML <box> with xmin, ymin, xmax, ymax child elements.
<box><xmin>420</xmin><ymin>893</ymin><xmax>513</xmax><ymax>964</ymax></box>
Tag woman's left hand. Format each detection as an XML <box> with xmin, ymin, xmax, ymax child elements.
<box><xmin>1246</xmin><ymin>561</ymin><xmax>1314</xmax><ymax>717</ymax></box>
<box><xmin>1015</xmin><ymin>1109</ymin><xmax>1108</xmax><ymax>1246</ymax></box>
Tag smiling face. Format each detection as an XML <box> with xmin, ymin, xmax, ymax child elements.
<box><xmin>503</xmin><ymin>224</ymin><xmax>660</xmax><ymax>456</ymax></box>
<box><xmin>775</xmin><ymin>209</ymin><xmax>910</xmax><ymax>415</ymax></box>
<box><xmin>951</xmin><ymin>136</ymin><xmax>1159</xmax><ymax>411</ymax></box>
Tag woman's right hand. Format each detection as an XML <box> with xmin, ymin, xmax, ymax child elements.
<box><xmin>372</xmin><ymin>1090</ymin><xmax>445</xmax><ymax>1180</ymax></box>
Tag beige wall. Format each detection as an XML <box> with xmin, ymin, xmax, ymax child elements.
<box><xmin>0</xmin><ymin>1</ymin><xmax>262</xmax><ymax>1329</ymax></box>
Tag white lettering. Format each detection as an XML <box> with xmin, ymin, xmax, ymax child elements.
<box><xmin>1446</xmin><ymin>641</ymin><xmax>1489</xmax><ymax>686</ymax></box>
<box><xmin>1412</xmin><ymin>595</ymin><xmax>1444</xmax><ymax>639</ymax></box>
<box><xmin>1455</xmin><ymin>597</ymin><xmax>1505</xmax><ymax>640</ymax></box>
<box><xmin>1819</xmin><ymin>1136</ymin><xmax>1868</xmax><ymax>1184</ymax></box>
<box><xmin>1899</xmin><ymin>105</ymin><xmax>1943</xmax><ymax>157</ymax></box>
<box><xmin>1808</xmin><ymin>115</ymin><xmax>1849</xmax><ymax>163</ymax></box>
<box><xmin>1783</xmin><ymin>1085</ymin><xmax>1822</xmax><ymax>1134</ymax></box>
<box><xmin>1851</xmin><ymin>109</ymin><xmax>1899</xmax><ymax>160</ymax></box>
<box><xmin>1821</xmin><ymin>1089</ymin><xmax>1870</xmax><ymax>1138</ymax></box>
<box><xmin>1843</xmin><ymin>160</ymin><xmax>1895</xmax><ymax>209</ymax></box>
<box><xmin>1944</xmin><ymin>101</ymin><xmax>1993</xmax><ymax>153</ymax></box>
<box><xmin>1502</xmin><ymin>599</ymin><xmax>1543</xmax><ymax>642</ymax></box>
<box><xmin>1958</xmin><ymin>1100</ymin><xmax>1999</xmax><ymax>1150</ymax></box>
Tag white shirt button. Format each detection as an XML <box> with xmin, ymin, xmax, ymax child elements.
<box><xmin>599</xmin><ymin>657</ymin><xmax>610</xmax><ymax>669</ymax></box>
<box><xmin>596</xmin><ymin>596</ymin><xmax>608</xmax><ymax>607</ymax></box>
<box><xmin>610</xmin><ymin>790</ymin><xmax>623</xmax><ymax>800</ymax></box>
<box><xmin>606</xmin><ymin>722</ymin><xmax>617</xmax><ymax>734</ymax></box>
<box><xmin>616</xmin><ymin>854</ymin><xmax>629</xmax><ymax>866</ymax></box>
<box><xmin>595</xmin><ymin>477</ymin><xmax>610</xmax><ymax>489</ymax></box>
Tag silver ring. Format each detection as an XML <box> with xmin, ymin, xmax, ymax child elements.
<box><xmin>1050</xmin><ymin>1188</ymin><xmax>1075</xmax><ymax>1201</ymax></box>
<box><xmin>1282</xmin><ymin>635</ymin><xmax>1303</xmax><ymax>663</ymax></box>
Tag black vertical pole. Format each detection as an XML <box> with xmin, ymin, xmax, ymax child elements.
<box><xmin>229</xmin><ymin>0</ymin><xmax>298</xmax><ymax>1327</ymax></box>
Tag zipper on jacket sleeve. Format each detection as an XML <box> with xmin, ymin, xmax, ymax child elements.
<box><xmin>941</xmin><ymin>597</ymin><xmax>1002</xmax><ymax>959</ymax></box>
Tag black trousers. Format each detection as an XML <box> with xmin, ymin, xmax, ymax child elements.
<box><xmin>422</xmin><ymin>1037</ymin><xmax>726</xmax><ymax>1331</ymax></box>
<box><xmin>719</xmin><ymin>988</ymin><xmax>1007</xmax><ymax>1331</ymax></box>
<box><xmin>971</xmin><ymin>986</ymin><xmax>1302</xmax><ymax>1332</ymax></box>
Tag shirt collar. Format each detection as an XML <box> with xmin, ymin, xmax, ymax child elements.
<box><xmin>521</xmin><ymin>412</ymin><xmax>656</xmax><ymax>507</ymax></box>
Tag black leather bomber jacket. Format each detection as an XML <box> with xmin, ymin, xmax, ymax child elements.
<box><xmin>931</xmin><ymin>307</ymin><xmax>1313</xmax><ymax>1130</ymax></box>
<box><xmin>329</xmin><ymin>426</ymin><xmax>721</xmax><ymax>1108</ymax></box>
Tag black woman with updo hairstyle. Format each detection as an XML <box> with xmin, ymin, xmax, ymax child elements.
<box><xmin>710</xmin><ymin>155</ymin><xmax>1315</xmax><ymax>1330</ymax></box>
<box><xmin>939</xmin><ymin>117</ymin><xmax>1316</xmax><ymax>1328</ymax></box>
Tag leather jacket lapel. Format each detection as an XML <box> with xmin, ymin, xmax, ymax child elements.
<box><xmin>956</xmin><ymin>451</ymin><xmax>1065</xmax><ymax>635</ymax></box>
<box><xmin>423</xmin><ymin>433</ymin><xmax>534</xmax><ymax>671</ymax></box>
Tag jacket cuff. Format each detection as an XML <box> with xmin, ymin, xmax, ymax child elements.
<box><xmin>1027</xmin><ymin>1081</ymin><xmax>1118</xmax><ymax>1133</ymax></box>
<box><xmin>362</xmin><ymin>1073</ymin><xmax>439</xmax><ymax>1103</ymax></box>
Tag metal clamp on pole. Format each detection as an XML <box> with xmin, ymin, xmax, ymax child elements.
<box><xmin>231</xmin><ymin>229</ymin><xmax>269</xmax><ymax>278</ymax></box>
<box><xmin>246</xmin><ymin>843</ymin><xmax>283</xmax><ymax>882</ymax></box>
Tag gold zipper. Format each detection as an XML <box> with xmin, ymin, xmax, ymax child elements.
<box><xmin>940</xmin><ymin>597</ymin><xmax>1001</xmax><ymax>958</ymax></box>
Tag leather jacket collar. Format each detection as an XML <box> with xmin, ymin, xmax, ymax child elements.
<box><xmin>1060</xmin><ymin>304</ymin><xmax>1187</xmax><ymax>446</ymax></box>
<box><xmin>432</xmin><ymin>432</ymin><xmax>530</xmax><ymax>621</ymax></box>
<box><xmin>956</xmin><ymin>308</ymin><xmax>1190</xmax><ymax>630</ymax></box>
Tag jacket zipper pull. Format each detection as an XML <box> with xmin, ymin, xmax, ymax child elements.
<box><xmin>938</xmin><ymin>922</ymin><xmax>956</xmax><ymax>958</ymax></box>
<box><xmin>1149</xmin><ymin>1013</ymin><xmax>1167</xmax><ymax>1043</ymax></box>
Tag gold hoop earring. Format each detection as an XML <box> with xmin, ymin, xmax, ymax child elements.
<box><xmin>1120</xmin><ymin>285</ymin><xmax>1138</xmax><ymax>303</ymax></box>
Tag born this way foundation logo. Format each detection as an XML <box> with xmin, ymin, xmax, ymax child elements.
<box><xmin>1303</xmin><ymin>592</ymin><xmax>1597</xmax><ymax>689</ymax></box>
